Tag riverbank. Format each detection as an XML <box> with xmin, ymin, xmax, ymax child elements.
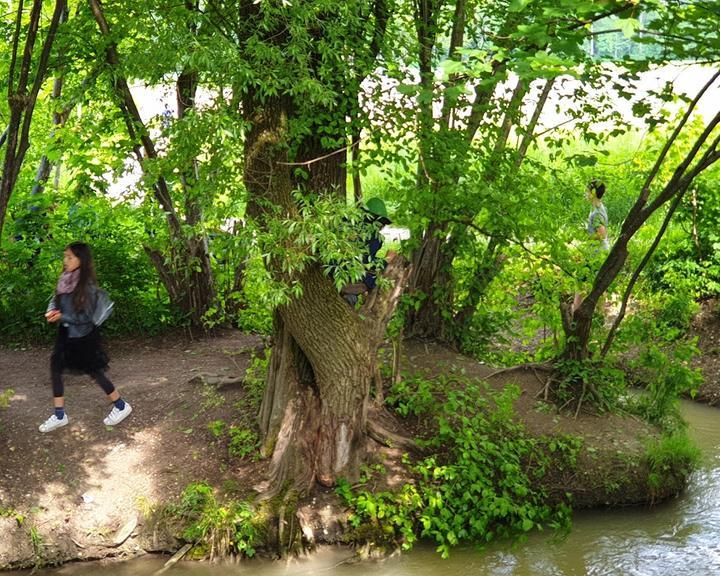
<box><xmin>0</xmin><ymin>331</ymin><xmax>697</xmax><ymax>570</ymax></box>
<box><xmin>690</xmin><ymin>299</ymin><xmax>720</xmax><ymax>405</ymax></box>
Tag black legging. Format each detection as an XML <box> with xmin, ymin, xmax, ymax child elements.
<box><xmin>51</xmin><ymin>367</ymin><xmax>116</xmax><ymax>398</ymax></box>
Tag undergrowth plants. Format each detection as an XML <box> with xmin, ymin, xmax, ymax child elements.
<box><xmin>142</xmin><ymin>482</ymin><xmax>258</xmax><ymax>561</ymax></box>
<box><xmin>340</xmin><ymin>376</ymin><xmax>579</xmax><ymax>557</ymax></box>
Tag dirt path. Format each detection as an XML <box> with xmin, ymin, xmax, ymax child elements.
<box><xmin>0</xmin><ymin>330</ymin><xmax>263</xmax><ymax>568</ymax></box>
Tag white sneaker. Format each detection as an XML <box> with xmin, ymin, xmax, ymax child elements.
<box><xmin>104</xmin><ymin>402</ymin><xmax>132</xmax><ymax>426</ymax></box>
<box><xmin>39</xmin><ymin>414</ymin><xmax>69</xmax><ymax>433</ymax></box>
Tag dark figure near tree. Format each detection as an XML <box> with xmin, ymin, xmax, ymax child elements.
<box><xmin>341</xmin><ymin>197</ymin><xmax>393</xmax><ymax>305</ymax></box>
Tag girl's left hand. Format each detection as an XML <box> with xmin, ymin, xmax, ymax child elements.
<box><xmin>45</xmin><ymin>310</ymin><xmax>62</xmax><ymax>323</ymax></box>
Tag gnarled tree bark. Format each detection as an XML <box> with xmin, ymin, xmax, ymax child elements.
<box><xmin>244</xmin><ymin>96</ymin><xmax>410</xmax><ymax>494</ymax></box>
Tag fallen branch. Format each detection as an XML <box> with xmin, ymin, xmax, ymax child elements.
<box><xmin>152</xmin><ymin>543</ymin><xmax>193</xmax><ymax>576</ymax></box>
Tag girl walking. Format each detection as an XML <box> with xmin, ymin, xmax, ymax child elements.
<box><xmin>39</xmin><ymin>242</ymin><xmax>132</xmax><ymax>433</ymax></box>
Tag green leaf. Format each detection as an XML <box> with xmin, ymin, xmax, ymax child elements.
<box><xmin>618</xmin><ymin>18</ymin><xmax>641</xmax><ymax>39</ymax></box>
<box><xmin>440</xmin><ymin>59</ymin><xmax>465</xmax><ymax>77</ymax></box>
<box><xmin>509</xmin><ymin>0</ymin><xmax>533</xmax><ymax>12</ymax></box>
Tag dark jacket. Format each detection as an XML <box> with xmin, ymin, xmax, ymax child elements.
<box><xmin>361</xmin><ymin>213</ymin><xmax>390</xmax><ymax>290</ymax></box>
<box><xmin>47</xmin><ymin>285</ymin><xmax>103</xmax><ymax>338</ymax></box>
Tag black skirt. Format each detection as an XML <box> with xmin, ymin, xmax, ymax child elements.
<box><xmin>51</xmin><ymin>326</ymin><xmax>109</xmax><ymax>374</ymax></box>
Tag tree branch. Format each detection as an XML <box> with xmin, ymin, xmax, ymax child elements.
<box><xmin>88</xmin><ymin>0</ymin><xmax>182</xmax><ymax>237</ymax></box>
<box><xmin>601</xmin><ymin>187</ymin><xmax>687</xmax><ymax>357</ymax></box>
<box><xmin>7</xmin><ymin>0</ymin><xmax>25</xmax><ymax>95</ymax></box>
<box><xmin>639</xmin><ymin>106</ymin><xmax>720</xmax><ymax>221</ymax></box>
<box><xmin>493</xmin><ymin>77</ymin><xmax>527</xmax><ymax>155</ymax></box>
<box><xmin>625</xmin><ymin>68</ymin><xmax>720</xmax><ymax>224</ymax></box>
<box><xmin>516</xmin><ymin>77</ymin><xmax>555</xmax><ymax>166</ymax></box>
<box><xmin>13</xmin><ymin>0</ymin><xmax>68</xmax><ymax>188</ymax></box>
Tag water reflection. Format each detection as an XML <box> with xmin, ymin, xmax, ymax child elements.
<box><xmin>30</xmin><ymin>401</ymin><xmax>720</xmax><ymax>576</ymax></box>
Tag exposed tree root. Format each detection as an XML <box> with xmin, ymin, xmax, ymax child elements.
<box><xmin>486</xmin><ymin>362</ymin><xmax>554</xmax><ymax>381</ymax></box>
<box><xmin>366</xmin><ymin>409</ymin><xmax>426</xmax><ymax>455</ymax></box>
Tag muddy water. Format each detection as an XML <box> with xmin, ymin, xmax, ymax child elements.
<box><xmin>31</xmin><ymin>401</ymin><xmax>720</xmax><ymax>576</ymax></box>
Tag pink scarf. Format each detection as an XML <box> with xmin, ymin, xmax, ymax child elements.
<box><xmin>56</xmin><ymin>269</ymin><xmax>80</xmax><ymax>294</ymax></box>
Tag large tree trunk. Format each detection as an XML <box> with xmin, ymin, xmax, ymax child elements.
<box><xmin>258</xmin><ymin>261</ymin><xmax>408</xmax><ymax>493</ymax></box>
<box><xmin>259</xmin><ymin>282</ymin><xmax>373</xmax><ymax>492</ymax></box>
<box><xmin>245</xmin><ymin>96</ymin><xmax>409</xmax><ymax>493</ymax></box>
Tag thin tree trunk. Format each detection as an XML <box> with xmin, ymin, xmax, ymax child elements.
<box><xmin>352</xmin><ymin>126</ymin><xmax>363</xmax><ymax>202</ymax></box>
<box><xmin>0</xmin><ymin>0</ymin><xmax>66</xmax><ymax>241</ymax></box>
<box><xmin>493</xmin><ymin>77</ymin><xmax>527</xmax><ymax>156</ymax></box>
<box><xmin>690</xmin><ymin>188</ymin><xmax>701</xmax><ymax>259</ymax></box>
<box><xmin>405</xmin><ymin>223</ymin><xmax>455</xmax><ymax>339</ymax></box>
<box><xmin>516</xmin><ymin>78</ymin><xmax>555</xmax><ymax>165</ymax></box>
<box><xmin>601</xmin><ymin>189</ymin><xmax>687</xmax><ymax>357</ymax></box>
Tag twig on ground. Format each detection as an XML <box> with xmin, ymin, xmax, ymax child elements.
<box><xmin>152</xmin><ymin>543</ymin><xmax>193</xmax><ymax>575</ymax></box>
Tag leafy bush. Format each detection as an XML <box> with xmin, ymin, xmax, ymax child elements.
<box><xmin>341</xmin><ymin>382</ymin><xmax>577</xmax><ymax>557</ymax></box>
<box><xmin>206</xmin><ymin>420</ymin><xmax>259</xmax><ymax>460</ymax></box>
<box><xmin>613</xmin><ymin>288</ymin><xmax>702</xmax><ymax>427</ymax></box>
<box><xmin>1</xmin><ymin>196</ymin><xmax>176</xmax><ymax>343</ymax></box>
<box><xmin>242</xmin><ymin>350</ymin><xmax>270</xmax><ymax>410</ymax></box>
<box><xmin>553</xmin><ymin>358</ymin><xmax>628</xmax><ymax>411</ymax></box>
<box><xmin>385</xmin><ymin>374</ymin><xmax>437</xmax><ymax>418</ymax></box>
<box><xmin>228</xmin><ymin>426</ymin><xmax>259</xmax><ymax>459</ymax></box>
<box><xmin>627</xmin><ymin>342</ymin><xmax>702</xmax><ymax>428</ymax></box>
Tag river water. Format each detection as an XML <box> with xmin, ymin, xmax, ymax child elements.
<box><xmin>30</xmin><ymin>401</ymin><xmax>720</xmax><ymax>576</ymax></box>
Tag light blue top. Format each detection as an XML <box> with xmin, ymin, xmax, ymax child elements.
<box><xmin>587</xmin><ymin>203</ymin><xmax>609</xmax><ymax>251</ymax></box>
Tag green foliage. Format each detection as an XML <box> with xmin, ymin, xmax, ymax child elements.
<box><xmin>554</xmin><ymin>358</ymin><xmax>628</xmax><ymax>411</ymax></box>
<box><xmin>627</xmin><ymin>342</ymin><xmax>702</xmax><ymax>429</ymax></box>
<box><xmin>1</xmin><ymin>196</ymin><xmax>177</xmax><ymax>343</ymax></box>
<box><xmin>173</xmin><ymin>482</ymin><xmax>257</xmax><ymax>560</ymax></box>
<box><xmin>645</xmin><ymin>431</ymin><xmax>701</xmax><ymax>496</ymax></box>
<box><xmin>385</xmin><ymin>374</ymin><xmax>437</xmax><ymax>418</ymax></box>
<box><xmin>0</xmin><ymin>388</ymin><xmax>13</xmax><ymax>409</ymax></box>
<box><xmin>242</xmin><ymin>350</ymin><xmax>270</xmax><ymax>411</ymax></box>
<box><xmin>254</xmin><ymin>193</ymin><xmax>393</xmax><ymax>302</ymax></box>
<box><xmin>0</xmin><ymin>506</ymin><xmax>24</xmax><ymax>525</ymax></box>
<box><xmin>649</xmin><ymin>169</ymin><xmax>720</xmax><ymax>299</ymax></box>
<box><xmin>28</xmin><ymin>525</ymin><xmax>45</xmax><ymax>568</ymax></box>
<box><xmin>336</xmin><ymin>479</ymin><xmax>421</xmax><ymax>550</ymax></box>
<box><xmin>227</xmin><ymin>426</ymin><xmax>259</xmax><ymax>460</ymax></box>
<box><xmin>207</xmin><ymin>420</ymin><xmax>259</xmax><ymax>461</ymax></box>
<box><xmin>207</xmin><ymin>419</ymin><xmax>226</xmax><ymax>438</ymax></box>
<box><xmin>613</xmin><ymin>289</ymin><xmax>703</xmax><ymax>427</ymax></box>
<box><xmin>341</xmin><ymin>380</ymin><xmax>577</xmax><ymax>557</ymax></box>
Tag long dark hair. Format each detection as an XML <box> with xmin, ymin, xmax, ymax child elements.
<box><xmin>66</xmin><ymin>242</ymin><xmax>97</xmax><ymax>310</ymax></box>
